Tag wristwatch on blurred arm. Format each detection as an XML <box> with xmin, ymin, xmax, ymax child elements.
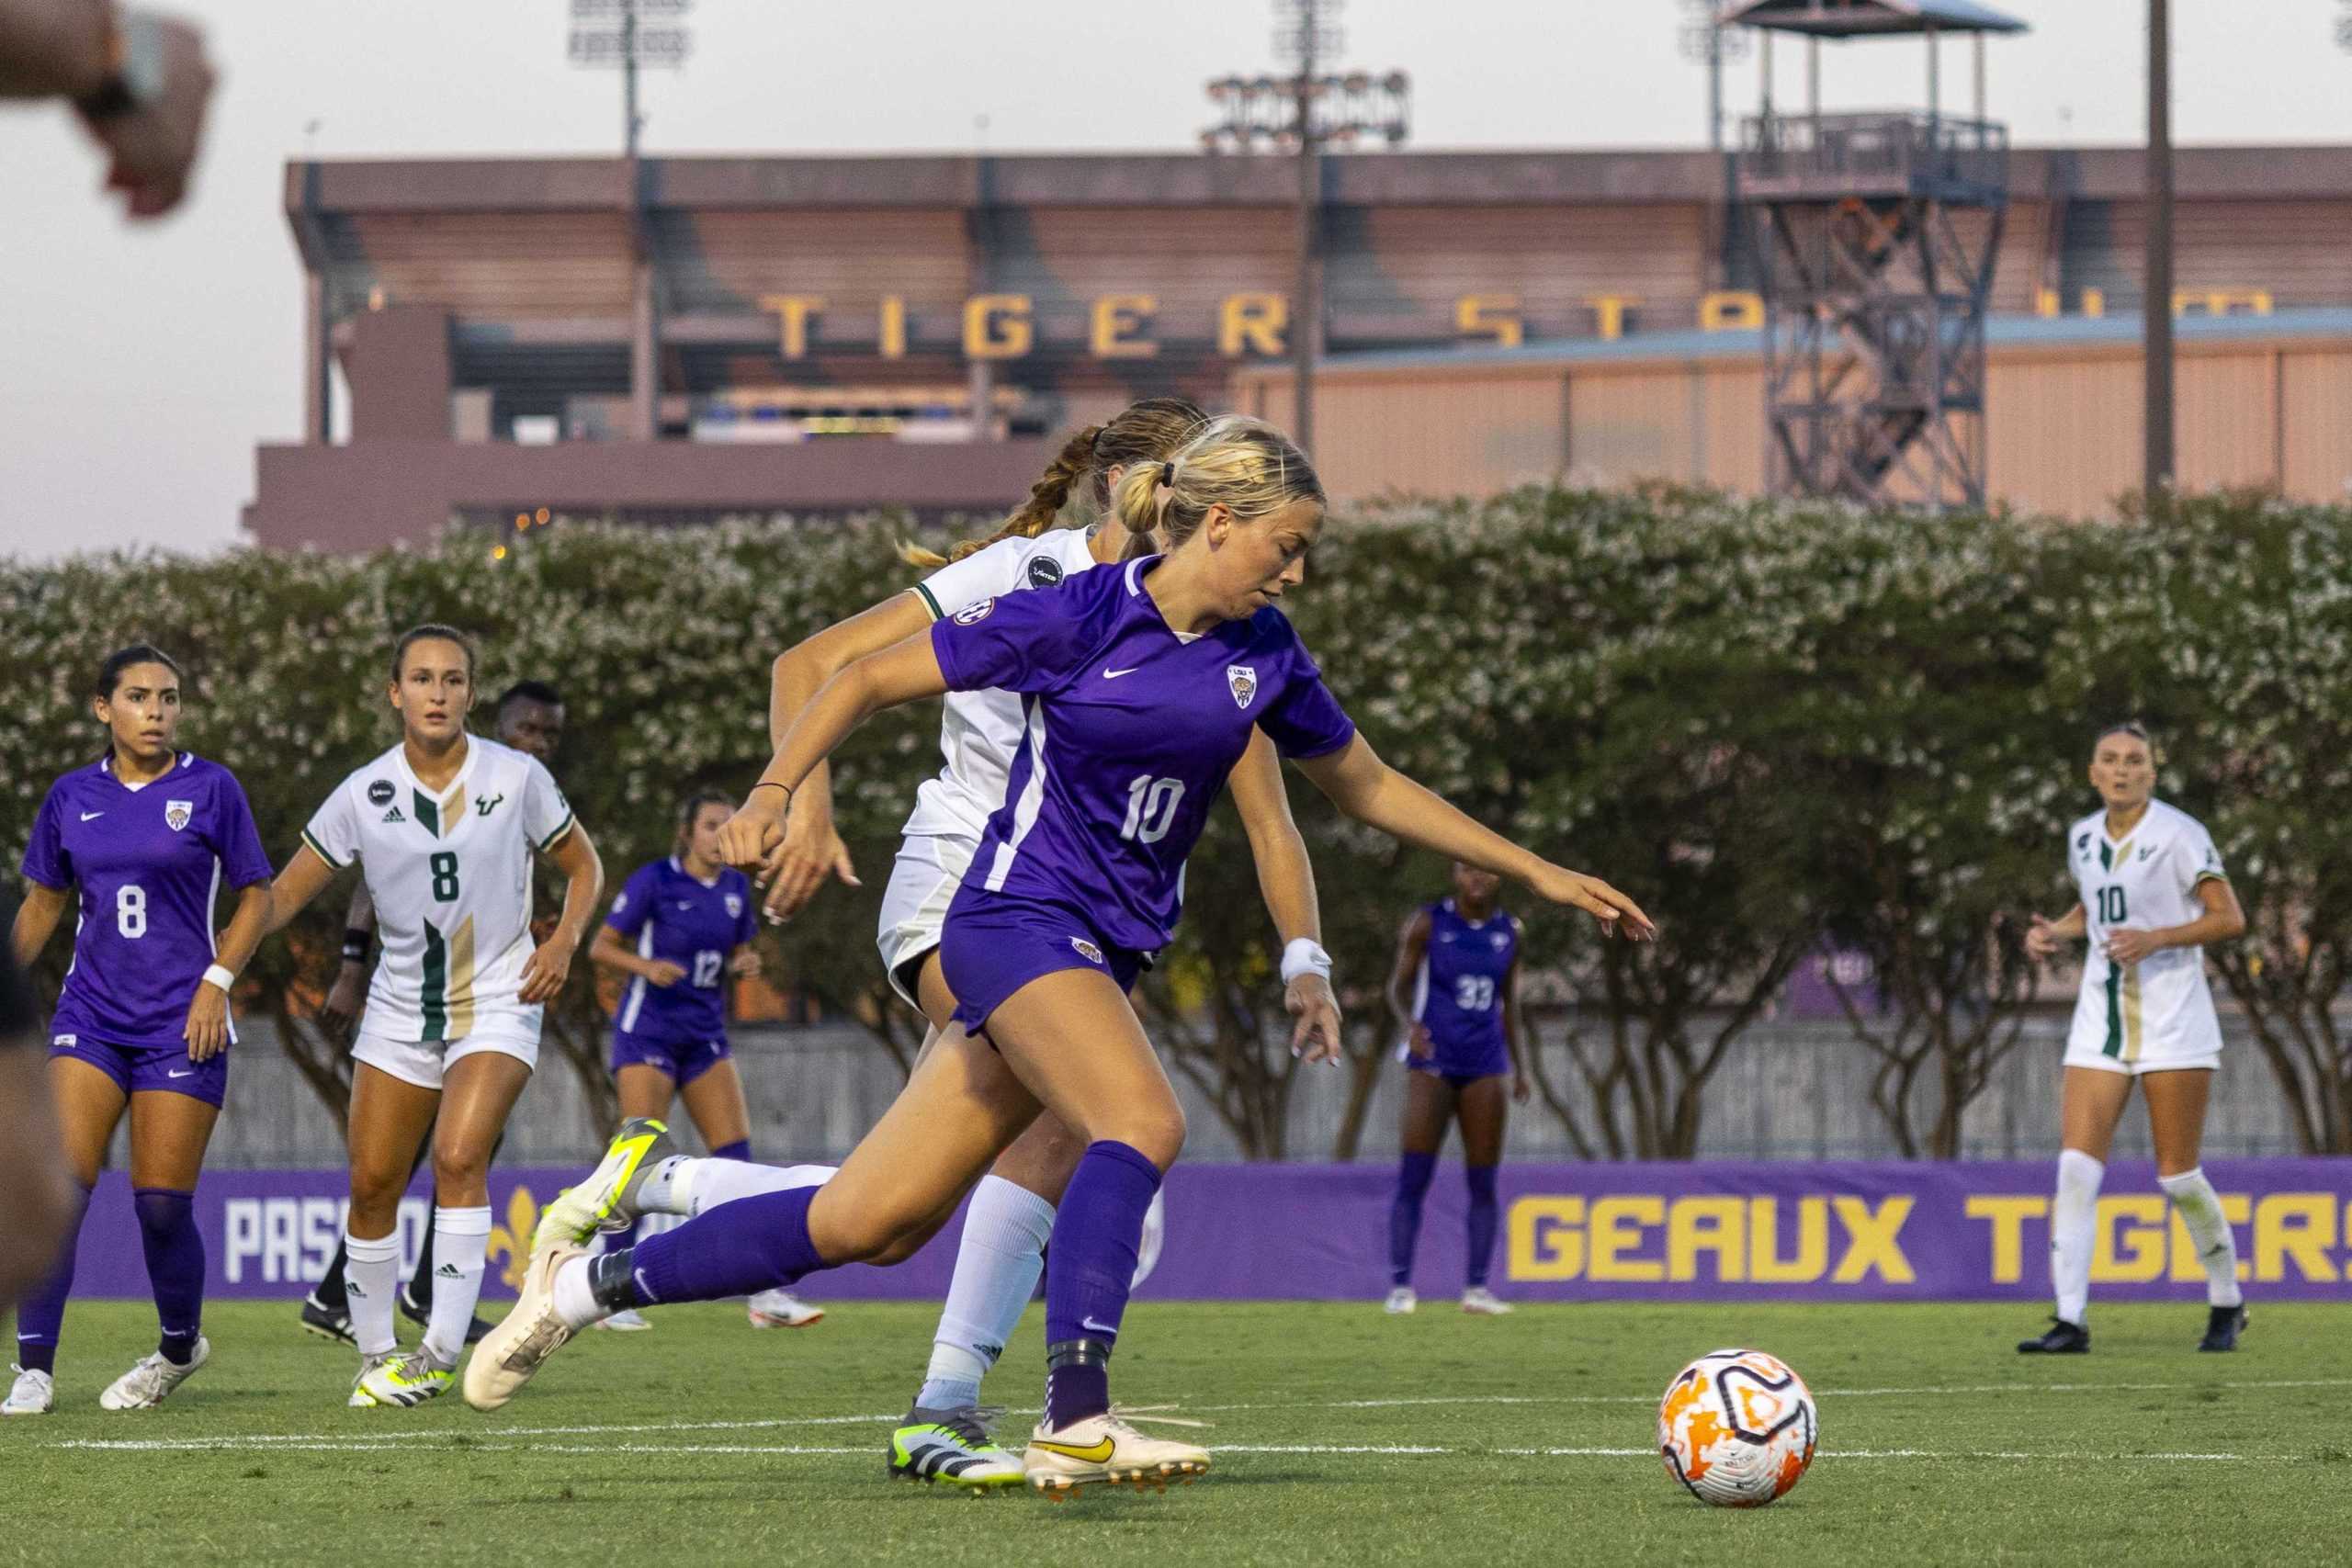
<box><xmin>74</xmin><ymin>6</ymin><xmax>166</xmax><ymax>120</ymax></box>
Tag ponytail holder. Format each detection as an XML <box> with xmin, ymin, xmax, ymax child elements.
<box><xmin>1160</xmin><ymin>461</ymin><xmax>1177</xmax><ymax>489</ymax></box>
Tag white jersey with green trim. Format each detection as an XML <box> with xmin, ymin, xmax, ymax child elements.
<box><xmin>2063</xmin><ymin>798</ymin><xmax>2229</xmax><ymax>1068</ymax></box>
<box><xmin>899</xmin><ymin>525</ymin><xmax>1105</xmax><ymax>843</ymax></box>
<box><xmin>302</xmin><ymin>735</ymin><xmax>575</xmax><ymax>1045</ymax></box>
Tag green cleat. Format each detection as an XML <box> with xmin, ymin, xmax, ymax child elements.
<box><xmin>349</xmin><ymin>1350</ymin><xmax>453</xmax><ymax>1408</ymax></box>
<box><xmin>532</xmin><ymin>1118</ymin><xmax>676</xmax><ymax>1253</ymax></box>
<box><xmin>889</xmin><ymin>1405</ymin><xmax>1027</xmax><ymax>1489</ymax></box>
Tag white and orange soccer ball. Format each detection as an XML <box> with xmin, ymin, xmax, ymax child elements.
<box><xmin>1657</xmin><ymin>1348</ymin><xmax>1817</xmax><ymax>1507</ymax></box>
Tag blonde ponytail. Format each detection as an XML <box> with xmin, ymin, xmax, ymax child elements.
<box><xmin>1114</xmin><ymin>415</ymin><xmax>1323</xmax><ymax>552</ymax></box>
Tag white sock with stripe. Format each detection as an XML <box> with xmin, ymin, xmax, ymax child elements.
<box><xmin>420</xmin><ymin>1205</ymin><xmax>492</xmax><ymax>1368</ymax></box>
<box><xmin>639</xmin><ymin>1156</ymin><xmax>833</xmax><ymax>1219</ymax></box>
<box><xmin>2051</xmin><ymin>1148</ymin><xmax>2103</xmax><ymax>1326</ymax></box>
<box><xmin>916</xmin><ymin>1175</ymin><xmax>1057</xmax><ymax>1412</ymax></box>
<box><xmin>344</xmin><ymin>1229</ymin><xmax>401</xmax><ymax>1357</ymax></box>
<box><xmin>2157</xmin><ymin>1167</ymin><xmax>2243</xmax><ymax>1308</ymax></box>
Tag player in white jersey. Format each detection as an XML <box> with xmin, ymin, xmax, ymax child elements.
<box><xmin>2018</xmin><ymin>722</ymin><xmax>2248</xmax><ymax>1355</ymax></box>
<box><xmin>266</xmin><ymin>626</ymin><xmax>605</xmax><ymax>1405</ymax></box>
<box><xmin>752</xmin><ymin>400</ymin><xmax>1341</xmax><ymax>1486</ymax></box>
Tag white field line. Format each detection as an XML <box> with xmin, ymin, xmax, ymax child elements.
<box><xmin>29</xmin><ymin>1375</ymin><xmax>2347</xmax><ymax>1459</ymax></box>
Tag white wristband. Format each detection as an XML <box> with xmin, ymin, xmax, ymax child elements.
<box><xmin>1280</xmin><ymin>938</ymin><xmax>1333</xmax><ymax>986</ymax></box>
<box><xmin>201</xmin><ymin>964</ymin><xmax>234</xmax><ymax>993</ymax></box>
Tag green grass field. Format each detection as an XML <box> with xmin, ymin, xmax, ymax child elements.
<box><xmin>5</xmin><ymin>1298</ymin><xmax>2347</xmax><ymax>1566</ymax></box>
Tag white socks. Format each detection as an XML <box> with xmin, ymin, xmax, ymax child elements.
<box><xmin>2158</xmin><ymin>1167</ymin><xmax>2244</xmax><ymax>1308</ymax></box>
<box><xmin>2051</xmin><ymin>1148</ymin><xmax>2103</xmax><ymax>1326</ymax></box>
<box><xmin>344</xmin><ymin>1229</ymin><xmax>401</xmax><ymax>1357</ymax></box>
<box><xmin>916</xmin><ymin>1175</ymin><xmax>1057</xmax><ymax>1412</ymax></box>
<box><xmin>420</xmin><ymin>1205</ymin><xmax>492</xmax><ymax>1367</ymax></box>
<box><xmin>552</xmin><ymin>1255</ymin><xmax>606</xmax><ymax>1332</ymax></box>
<box><xmin>631</xmin><ymin>1156</ymin><xmax>834</xmax><ymax>1219</ymax></box>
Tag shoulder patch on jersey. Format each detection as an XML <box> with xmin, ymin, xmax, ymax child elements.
<box><xmin>164</xmin><ymin>799</ymin><xmax>193</xmax><ymax>832</ymax></box>
<box><xmin>953</xmin><ymin>597</ymin><xmax>996</xmax><ymax>626</ymax></box>
<box><xmin>368</xmin><ymin>779</ymin><xmax>396</xmax><ymax>807</ymax></box>
<box><xmin>1227</xmin><ymin>664</ymin><xmax>1259</xmax><ymax>709</ymax></box>
<box><xmin>1025</xmin><ymin>554</ymin><xmax>1066</xmax><ymax>589</ymax></box>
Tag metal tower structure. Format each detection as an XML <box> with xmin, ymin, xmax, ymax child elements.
<box><xmin>1724</xmin><ymin>0</ymin><xmax>2026</xmax><ymax>512</ymax></box>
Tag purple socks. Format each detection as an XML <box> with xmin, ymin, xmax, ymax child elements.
<box><xmin>710</xmin><ymin>1139</ymin><xmax>751</xmax><ymax>1162</ymax></box>
<box><xmin>1043</xmin><ymin>1140</ymin><xmax>1163</xmax><ymax>1430</ymax></box>
<box><xmin>1389</xmin><ymin>1151</ymin><xmax>1437</xmax><ymax>1287</ymax></box>
<box><xmin>14</xmin><ymin>1182</ymin><xmax>91</xmax><ymax>1375</ymax></box>
<box><xmin>623</xmin><ymin>1184</ymin><xmax>824</xmax><ymax>1305</ymax></box>
<box><xmin>132</xmin><ymin>1188</ymin><xmax>206</xmax><ymax>1364</ymax></box>
<box><xmin>1464</xmin><ymin>1165</ymin><xmax>1500</xmax><ymax>1291</ymax></box>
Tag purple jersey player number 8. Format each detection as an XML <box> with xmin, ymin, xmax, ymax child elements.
<box><xmin>930</xmin><ymin>555</ymin><xmax>1354</xmax><ymax>1029</ymax></box>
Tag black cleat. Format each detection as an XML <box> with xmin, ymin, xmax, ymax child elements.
<box><xmin>2198</xmin><ymin>1303</ymin><xmax>2248</xmax><ymax>1352</ymax></box>
<box><xmin>2017</xmin><ymin>1317</ymin><xmax>2090</xmax><ymax>1354</ymax></box>
<box><xmin>399</xmin><ymin>1282</ymin><xmax>493</xmax><ymax>1344</ymax></box>
<box><xmin>300</xmin><ymin>1292</ymin><xmax>356</xmax><ymax>1347</ymax></box>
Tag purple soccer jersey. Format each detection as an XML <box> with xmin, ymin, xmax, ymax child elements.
<box><xmin>929</xmin><ymin>554</ymin><xmax>1356</xmax><ymax>953</ymax></box>
<box><xmin>605</xmin><ymin>856</ymin><xmax>757</xmax><ymax>1044</ymax></box>
<box><xmin>20</xmin><ymin>752</ymin><xmax>273</xmax><ymax>1050</ymax></box>
<box><xmin>1408</xmin><ymin>897</ymin><xmax>1519</xmax><ymax>1077</ymax></box>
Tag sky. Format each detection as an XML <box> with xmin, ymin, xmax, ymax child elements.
<box><xmin>2</xmin><ymin>0</ymin><xmax>2347</xmax><ymax>559</ymax></box>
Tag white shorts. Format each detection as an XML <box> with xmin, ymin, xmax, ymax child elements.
<box><xmin>2061</xmin><ymin>984</ymin><xmax>2222</xmax><ymax>1077</ymax></box>
<box><xmin>876</xmin><ymin>832</ymin><xmax>979</xmax><ymax>1010</ymax></box>
<box><xmin>353</xmin><ymin>1025</ymin><xmax>541</xmax><ymax>1090</ymax></box>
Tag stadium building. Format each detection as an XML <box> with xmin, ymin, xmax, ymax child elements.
<box><xmin>245</xmin><ymin>145</ymin><xmax>2352</xmax><ymax>549</ymax></box>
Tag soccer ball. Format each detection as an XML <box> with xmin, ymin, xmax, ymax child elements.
<box><xmin>1657</xmin><ymin>1348</ymin><xmax>1817</xmax><ymax>1507</ymax></box>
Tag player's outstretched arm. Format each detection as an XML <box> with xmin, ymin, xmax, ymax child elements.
<box><xmin>759</xmin><ymin>594</ymin><xmax>929</xmax><ymax>919</ymax></box>
<box><xmin>720</xmin><ymin>637</ymin><xmax>950</xmax><ymax>874</ymax></box>
<box><xmin>521</xmin><ymin>825</ymin><xmax>604</xmax><ymax>1005</ymax></box>
<box><xmin>1228</xmin><ymin>730</ymin><xmax>1341</xmax><ymax>1063</ymax></box>
<box><xmin>1292</xmin><ymin>735</ymin><xmax>1656</xmax><ymax>942</ymax></box>
<box><xmin>8</xmin><ymin>880</ymin><xmax>71</xmax><ymax>969</ymax></box>
<box><xmin>260</xmin><ymin>844</ymin><xmax>339</xmax><ymax>938</ymax></box>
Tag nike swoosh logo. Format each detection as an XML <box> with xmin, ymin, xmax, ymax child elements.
<box><xmin>80</xmin><ymin>811</ymin><xmax>105</xmax><ymax>821</ymax></box>
<box><xmin>1102</xmin><ymin>667</ymin><xmax>1140</xmax><ymax>680</ymax></box>
<box><xmin>167</xmin><ymin>1069</ymin><xmax>195</xmax><ymax>1079</ymax></box>
<box><xmin>1033</xmin><ymin>1436</ymin><xmax>1117</xmax><ymax>1463</ymax></box>
<box><xmin>1081</xmin><ymin>1315</ymin><xmax>1118</xmax><ymax>1335</ymax></box>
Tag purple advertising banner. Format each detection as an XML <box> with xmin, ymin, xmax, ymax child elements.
<box><xmin>51</xmin><ymin>1158</ymin><xmax>2352</xmax><ymax>1305</ymax></box>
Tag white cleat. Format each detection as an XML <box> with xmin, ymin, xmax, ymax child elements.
<box><xmin>532</xmin><ymin>1118</ymin><xmax>676</xmax><ymax>1253</ymax></box>
<box><xmin>1024</xmin><ymin>1411</ymin><xmax>1210</xmax><ymax>1499</ymax></box>
<box><xmin>592</xmin><ymin>1307</ymin><xmax>652</xmax><ymax>1332</ymax></box>
<box><xmin>1460</xmin><ymin>1287</ymin><xmax>1513</xmax><ymax>1315</ymax></box>
<box><xmin>99</xmin><ymin>1337</ymin><xmax>209</xmax><ymax>1410</ymax></box>
<box><xmin>463</xmin><ymin>1242</ymin><xmax>584</xmax><ymax>1412</ymax></box>
<box><xmin>1384</xmin><ymin>1286</ymin><xmax>1418</xmax><ymax>1314</ymax></box>
<box><xmin>746</xmin><ymin>1288</ymin><xmax>823</xmax><ymax>1328</ymax></box>
<box><xmin>4</xmin><ymin>1365</ymin><xmax>54</xmax><ymax>1416</ymax></box>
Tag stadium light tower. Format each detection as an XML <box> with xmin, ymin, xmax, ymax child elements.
<box><xmin>1678</xmin><ymin>0</ymin><xmax>1752</xmax><ymax>152</ymax></box>
<box><xmin>569</xmin><ymin>0</ymin><xmax>692</xmax><ymax>159</ymax></box>
<box><xmin>1203</xmin><ymin>1</ymin><xmax>1409</xmax><ymax>455</ymax></box>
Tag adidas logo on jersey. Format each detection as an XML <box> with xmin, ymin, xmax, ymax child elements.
<box><xmin>381</xmin><ymin>807</ymin><xmax>406</xmax><ymax>823</ymax></box>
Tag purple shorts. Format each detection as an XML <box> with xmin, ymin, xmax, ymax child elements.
<box><xmin>610</xmin><ymin>1028</ymin><xmax>731</xmax><ymax>1087</ymax></box>
<box><xmin>1407</xmin><ymin>1048</ymin><xmax>1511</xmax><ymax>1085</ymax></box>
<box><xmin>49</xmin><ymin>1033</ymin><xmax>226</xmax><ymax>1107</ymax></box>
<box><xmin>940</xmin><ymin>890</ymin><xmax>1147</xmax><ymax>1039</ymax></box>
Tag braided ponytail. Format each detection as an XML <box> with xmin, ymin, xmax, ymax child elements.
<box><xmin>899</xmin><ymin>424</ymin><xmax>1103</xmax><ymax>570</ymax></box>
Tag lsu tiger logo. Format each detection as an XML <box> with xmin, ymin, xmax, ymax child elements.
<box><xmin>1069</xmin><ymin>937</ymin><xmax>1104</xmax><ymax>964</ymax></box>
<box><xmin>1226</xmin><ymin>664</ymin><xmax>1259</xmax><ymax>709</ymax></box>
<box><xmin>164</xmin><ymin>799</ymin><xmax>194</xmax><ymax>831</ymax></box>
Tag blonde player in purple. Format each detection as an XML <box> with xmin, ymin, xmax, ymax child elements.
<box><xmin>7</xmin><ymin>645</ymin><xmax>274</xmax><ymax>1415</ymax></box>
<box><xmin>468</xmin><ymin>418</ymin><xmax>1654</xmax><ymax>1498</ymax></box>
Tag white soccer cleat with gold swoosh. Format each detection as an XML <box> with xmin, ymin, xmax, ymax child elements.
<box><xmin>1023</xmin><ymin>1412</ymin><xmax>1208</xmax><ymax>1498</ymax></box>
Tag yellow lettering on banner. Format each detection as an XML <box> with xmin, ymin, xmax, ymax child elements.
<box><xmin>1455</xmin><ymin>294</ymin><xmax>1523</xmax><ymax>347</ymax></box>
<box><xmin>1585</xmin><ymin>294</ymin><xmax>1641</xmax><ymax>341</ymax></box>
<box><xmin>964</xmin><ymin>295</ymin><xmax>1033</xmax><ymax>359</ymax></box>
<box><xmin>2167</xmin><ymin>1193</ymin><xmax>2251</xmax><ymax>1282</ymax></box>
<box><xmin>2091</xmin><ymin>1194</ymin><xmax>2167</xmax><ymax>1282</ymax></box>
<box><xmin>1588</xmin><ymin>1196</ymin><xmax>1665</xmax><ymax>1281</ymax></box>
<box><xmin>2035</xmin><ymin>288</ymin><xmax>2062</xmax><ymax>319</ymax></box>
<box><xmin>1509</xmin><ymin>1196</ymin><xmax>1585</xmax><ymax>1281</ymax></box>
<box><xmin>759</xmin><ymin>294</ymin><xmax>825</xmax><ymax>359</ymax></box>
<box><xmin>1219</xmin><ymin>293</ymin><xmax>1288</xmax><ymax>356</ymax></box>
<box><xmin>1966</xmin><ymin>1196</ymin><xmax>2048</xmax><ymax>1284</ymax></box>
<box><xmin>878</xmin><ymin>296</ymin><xmax>907</xmax><ymax>359</ymax></box>
<box><xmin>1668</xmin><ymin>1197</ymin><xmax>1746</xmax><ymax>1282</ymax></box>
<box><xmin>1829</xmin><ymin>1196</ymin><xmax>1916</xmax><ymax>1284</ymax></box>
<box><xmin>2081</xmin><ymin>288</ymin><xmax>2106</xmax><ymax>318</ymax></box>
<box><xmin>1698</xmin><ymin>290</ymin><xmax>1764</xmax><ymax>331</ymax></box>
<box><xmin>1091</xmin><ymin>294</ymin><xmax>1159</xmax><ymax>358</ymax></box>
<box><xmin>2253</xmin><ymin>1193</ymin><xmax>2335</xmax><ymax>1281</ymax></box>
<box><xmin>1749</xmin><ymin>1197</ymin><xmax>1828</xmax><ymax>1283</ymax></box>
<box><xmin>2174</xmin><ymin>288</ymin><xmax>2274</xmax><ymax>318</ymax></box>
